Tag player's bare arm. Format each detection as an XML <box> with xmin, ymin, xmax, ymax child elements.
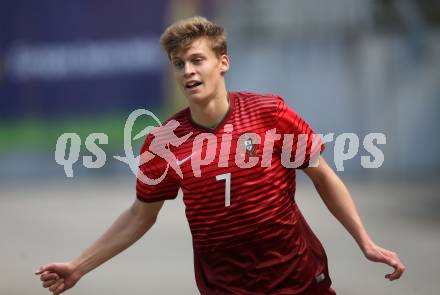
<box><xmin>303</xmin><ymin>157</ymin><xmax>406</xmax><ymax>281</ymax></box>
<box><xmin>35</xmin><ymin>199</ymin><xmax>164</xmax><ymax>295</ymax></box>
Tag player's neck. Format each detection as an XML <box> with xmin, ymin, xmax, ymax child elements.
<box><xmin>188</xmin><ymin>87</ymin><xmax>229</xmax><ymax>129</ymax></box>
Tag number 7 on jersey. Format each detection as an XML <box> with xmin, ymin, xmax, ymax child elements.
<box><xmin>216</xmin><ymin>173</ymin><xmax>231</xmax><ymax>207</ymax></box>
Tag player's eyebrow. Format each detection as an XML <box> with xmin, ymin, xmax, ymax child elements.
<box><xmin>187</xmin><ymin>52</ymin><xmax>205</xmax><ymax>58</ymax></box>
<box><xmin>172</xmin><ymin>52</ymin><xmax>205</xmax><ymax>61</ymax></box>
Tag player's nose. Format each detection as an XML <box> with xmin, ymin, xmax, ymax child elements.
<box><xmin>183</xmin><ymin>62</ymin><xmax>195</xmax><ymax>78</ymax></box>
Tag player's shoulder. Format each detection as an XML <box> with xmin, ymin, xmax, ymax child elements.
<box><xmin>233</xmin><ymin>90</ymin><xmax>285</xmax><ymax>105</ymax></box>
<box><xmin>232</xmin><ymin>90</ymin><xmax>285</xmax><ymax>115</ymax></box>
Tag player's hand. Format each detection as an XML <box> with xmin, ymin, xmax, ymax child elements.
<box><xmin>35</xmin><ymin>262</ymin><xmax>81</xmax><ymax>295</ymax></box>
<box><xmin>363</xmin><ymin>243</ymin><xmax>405</xmax><ymax>281</ymax></box>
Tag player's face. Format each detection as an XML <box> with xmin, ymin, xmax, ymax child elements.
<box><xmin>170</xmin><ymin>38</ymin><xmax>229</xmax><ymax>104</ymax></box>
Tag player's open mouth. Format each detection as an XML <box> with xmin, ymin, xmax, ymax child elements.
<box><xmin>185</xmin><ymin>80</ymin><xmax>203</xmax><ymax>89</ymax></box>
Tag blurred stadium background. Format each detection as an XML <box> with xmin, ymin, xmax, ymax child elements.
<box><xmin>1</xmin><ymin>0</ymin><xmax>439</xmax><ymax>294</ymax></box>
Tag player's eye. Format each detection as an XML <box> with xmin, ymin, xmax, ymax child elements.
<box><xmin>173</xmin><ymin>60</ymin><xmax>184</xmax><ymax>69</ymax></box>
<box><xmin>193</xmin><ymin>58</ymin><xmax>203</xmax><ymax>65</ymax></box>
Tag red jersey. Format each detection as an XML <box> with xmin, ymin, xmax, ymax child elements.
<box><xmin>136</xmin><ymin>91</ymin><xmax>334</xmax><ymax>294</ymax></box>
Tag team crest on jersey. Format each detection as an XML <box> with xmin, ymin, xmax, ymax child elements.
<box><xmin>244</xmin><ymin>139</ymin><xmax>259</xmax><ymax>156</ymax></box>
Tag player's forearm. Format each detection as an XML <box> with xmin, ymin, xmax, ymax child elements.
<box><xmin>70</xmin><ymin>205</ymin><xmax>156</xmax><ymax>278</ymax></box>
<box><xmin>311</xmin><ymin>169</ymin><xmax>374</xmax><ymax>252</ymax></box>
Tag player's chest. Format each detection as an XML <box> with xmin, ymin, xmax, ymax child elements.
<box><xmin>173</xmin><ymin>128</ymin><xmax>281</xmax><ymax>176</ymax></box>
<box><xmin>173</xmin><ymin>128</ymin><xmax>284</xmax><ymax>206</ymax></box>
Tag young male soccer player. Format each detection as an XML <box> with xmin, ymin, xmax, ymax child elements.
<box><xmin>36</xmin><ymin>16</ymin><xmax>405</xmax><ymax>294</ymax></box>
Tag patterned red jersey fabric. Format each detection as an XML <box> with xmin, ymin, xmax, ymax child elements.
<box><xmin>136</xmin><ymin>91</ymin><xmax>334</xmax><ymax>294</ymax></box>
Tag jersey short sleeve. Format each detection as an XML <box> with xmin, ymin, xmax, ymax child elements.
<box><xmin>136</xmin><ymin>133</ymin><xmax>180</xmax><ymax>202</ymax></box>
<box><xmin>274</xmin><ymin>96</ymin><xmax>325</xmax><ymax>169</ymax></box>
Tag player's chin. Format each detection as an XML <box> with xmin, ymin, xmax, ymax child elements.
<box><xmin>186</xmin><ymin>89</ymin><xmax>207</xmax><ymax>102</ymax></box>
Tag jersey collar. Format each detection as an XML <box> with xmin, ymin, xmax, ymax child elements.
<box><xmin>188</xmin><ymin>91</ymin><xmax>235</xmax><ymax>133</ymax></box>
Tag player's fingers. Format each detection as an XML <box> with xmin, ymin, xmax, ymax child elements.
<box><xmin>42</xmin><ymin>279</ymin><xmax>58</xmax><ymax>288</ymax></box>
<box><xmin>38</xmin><ymin>270</ymin><xmax>48</xmax><ymax>279</ymax></box>
<box><xmin>36</xmin><ymin>263</ymin><xmax>58</xmax><ymax>275</ymax></box>
<box><xmin>40</xmin><ymin>272</ymin><xmax>59</xmax><ymax>281</ymax></box>
<box><xmin>37</xmin><ymin>270</ymin><xmax>49</xmax><ymax>278</ymax></box>
<box><xmin>53</xmin><ymin>282</ymin><xmax>65</xmax><ymax>295</ymax></box>
<box><xmin>385</xmin><ymin>271</ymin><xmax>398</xmax><ymax>281</ymax></box>
<box><xmin>386</xmin><ymin>261</ymin><xmax>406</xmax><ymax>281</ymax></box>
<box><xmin>49</xmin><ymin>279</ymin><xmax>64</xmax><ymax>292</ymax></box>
<box><xmin>387</xmin><ymin>253</ymin><xmax>404</xmax><ymax>271</ymax></box>
<box><xmin>385</xmin><ymin>261</ymin><xmax>405</xmax><ymax>281</ymax></box>
<box><xmin>35</xmin><ymin>265</ymin><xmax>51</xmax><ymax>275</ymax></box>
<box><xmin>35</xmin><ymin>267</ymin><xmax>45</xmax><ymax>275</ymax></box>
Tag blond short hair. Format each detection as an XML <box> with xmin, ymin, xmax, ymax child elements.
<box><xmin>160</xmin><ymin>16</ymin><xmax>227</xmax><ymax>59</ymax></box>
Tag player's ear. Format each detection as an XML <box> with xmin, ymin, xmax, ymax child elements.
<box><xmin>219</xmin><ymin>54</ymin><xmax>230</xmax><ymax>75</ymax></box>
